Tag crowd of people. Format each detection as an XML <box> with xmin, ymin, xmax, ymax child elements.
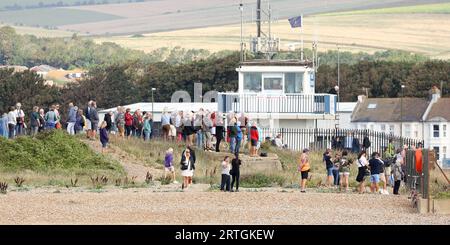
<box><xmin>320</xmin><ymin>141</ymin><xmax>423</xmax><ymax>195</ymax></box>
<box><xmin>1</xmin><ymin>101</ymin><xmax>420</xmax><ymax>195</ymax></box>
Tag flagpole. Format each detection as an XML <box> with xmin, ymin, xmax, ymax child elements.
<box><xmin>300</xmin><ymin>14</ymin><xmax>304</xmax><ymax>61</ymax></box>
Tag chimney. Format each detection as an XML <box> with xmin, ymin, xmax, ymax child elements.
<box><xmin>429</xmin><ymin>85</ymin><xmax>441</xmax><ymax>103</ymax></box>
<box><xmin>358</xmin><ymin>95</ymin><xmax>366</xmax><ymax>103</ymax></box>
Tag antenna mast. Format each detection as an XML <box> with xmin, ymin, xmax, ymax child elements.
<box><xmin>250</xmin><ymin>0</ymin><xmax>280</xmax><ymax>60</ymax></box>
<box><xmin>239</xmin><ymin>1</ymin><xmax>245</xmax><ymax>62</ymax></box>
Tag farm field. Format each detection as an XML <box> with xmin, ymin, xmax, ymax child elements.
<box><xmin>57</xmin><ymin>0</ymin><xmax>443</xmax><ymax>35</ymax></box>
<box><xmin>94</xmin><ymin>11</ymin><xmax>450</xmax><ymax>59</ymax></box>
<box><xmin>0</xmin><ymin>24</ymin><xmax>74</xmax><ymax>37</ymax></box>
<box><xmin>0</xmin><ymin>8</ymin><xmax>122</xmax><ymax>28</ymax></box>
<box><xmin>0</xmin><ymin>0</ymin><xmax>135</xmax><ymax>10</ymax></box>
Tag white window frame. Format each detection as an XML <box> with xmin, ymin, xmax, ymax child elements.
<box><xmin>405</xmin><ymin>124</ymin><xmax>411</xmax><ymax>138</ymax></box>
<box><xmin>444</xmin><ymin>124</ymin><xmax>447</xmax><ymax>138</ymax></box>
<box><xmin>433</xmin><ymin>124</ymin><xmax>440</xmax><ymax>138</ymax></box>
<box><xmin>262</xmin><ymin>73</ymin><xmax>284</xmax><ymax>94</ymax></box>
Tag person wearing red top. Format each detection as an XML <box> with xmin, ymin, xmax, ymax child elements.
<box><xmin>249</xmin><ymin>122</ymin><xmax>259</xmax><ymax>157</ymax></box>
<box><xmin>415</xmin><ymin>143</ymin><xmax>423</xmax><ymax>174</ymax></box>
<box><xmin>124</xmin><ymin>108</ymin><xmax>134</xmax><ymax>139</ymax></box>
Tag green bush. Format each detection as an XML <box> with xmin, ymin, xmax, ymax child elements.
<box><xmin>0</xmin><ymin>130</ymin><xmax>123</xmax><ymax>173</ymax></box>
<box><xmin>240</xmin><ymin>173</ymin><xmax>286</xmax><ymax>188</ymax></box>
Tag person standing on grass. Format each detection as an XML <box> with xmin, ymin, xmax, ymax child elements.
<box><xmin>67</xmin><ymin>102</ymin><xmax>77</xmax><ymax>135</ymax></box>
<box><xmin>124</xmin><ymin>108</ymin><xmax>133</xmax><ymax>139</ymax></box>
<box><xmin>338</xmin><ymin>151</ymin><xmax>351</xmax><ymax>192</ymax></box>
<box><xmin>298</xmin><ymin>148</ymin><xmax>311</xmax><ymax>193</ymax></box>
<box><xmin>332</xmin><ymin>152</ymin><xmax>341</xmax><ymax>188</ymax></box>
<box><xmin>356</xmin><ymin>150</ymin><xmax>369</xmax><ymax>194</ymax></box>
<box><xmin>368</xmin><ymin>152</ymin><xmax>383</xmax><ymax>194</ymax></box>
<box><xmin>104</xmin><ymin>111</ymin><xmax>113</xmax><ymax>133</ymax></box>
<box><xmin>38</xmin><ymin>108</ymin><xmax>45</xmax><ymax>133</ymax></box>
<box><xmin>74</xmin><ymin>109</ymin><xmax>85</xmax><ymax>134</ymax></box>
<box><xmin>44</xmin><ymin>105</ymin><xmax>58</xmax><ymax>130</ymax></box>
<box><xmin>164</xmin><ymin>148</ymin><xmax>178</xmax><ymax>183</ymax></box>
<box><xmin>249</xmin><ymin>122</ymin><xmax>259</xmax><ymax>157</ymax></box>
<box><xmin>0</xmin><ymin>112</ymin><xmax>8</xmax><ymax>138</ymax></box>
<box><xmin>14</xmin><ymin>103</ymin><xmax>25</xmax><ymax>136</ymax></box>
<box><xmin>84</xmin><ymin>101</ymin><xmax>92</xmax><ymax>138</ymax></box>
<box><xmin>115</xmin><ymin>107</ymin><xmax>125</xmax><ymax>138</ymax></box>
<box><xmin>231</xmin><ymin>153</ymin><xmax>241</xmax><ymax>192</ymax></box>
<box><xmin>235</xmin><ymin>121</ymin><xmax>243</xmax><ymax>155</ymax></box>
<box><xmin>143</xmin><ymin>113</ymin><xmax>152</xmax><ymax>141</ymax></box>
<box><xmin>89</xmin><ymin>101</ymin><xmax>99</xmax><ymax>140</ymax></box>
<box><xmin>392</xmin><ymin>150</ymin><xmax>403</xmax><ymax>195</ymax></box>
<box><xmin>30</xmin><ymin>106</ymin><xmax>40</xmax><ymax>136</ymax></box>
<box><xmin>99</xmin><ymin>121</ymin><xmax>109</xmax><ymax>153</ymax></box>
<box><xmin>220</xmin><ymin>156</ymin><xmax>231</xmax><ymax>192</ymax></box>
<box><xmin>323</xmin><ymin>149</ymin><xmax>334</xmax><ymax>187</ymax></box>
<box><xmin>229</xmin><ymin>119</ymin><xmax>238</xmax><ymax>154</ymax></box>
<box><xmin>161</xmin><ymin>109</ymin><xmax>171</xmax><ymax>141</ymax></box>
<box><xmin>7</xmin><ymin>106</ymin><xmax>16</xmax><ymax>139</ymax></box>
<box><xmin>132</xmin><ymin>109</ymin><xmax>144</xmax><ymax>138</ymax></box>
<box><xmin>180</xmin><ymin>147</ymin><xmax>195</xmax><ymax>190</ymax></box>
<box><xmin>215</xmin><ymin>116</ymin><xmax>224</xmax><ymax>152</ymax></box>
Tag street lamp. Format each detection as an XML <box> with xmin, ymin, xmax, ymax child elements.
<box><xmin>400</xmin><ymin>84</ymin><xmax>405</xmax><ymax>139</ymax></box>
<box><xmin>151</xmin><ymin>88</ymin><xmax>156</xmax><ymax>118</ymax></box>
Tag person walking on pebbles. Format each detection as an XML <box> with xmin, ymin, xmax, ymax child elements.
<box><xmin>298</xmin><ymin>148</ymin><xmax>311</xmax><ymax>193</ymax></box>
<box><xmin>180</xmin><ymin>147</ymin><xmax>195</xmax><ymax>190</ymax></box>
<box><xmin>164</xmin><ymin>148</ymin><xmax>178</xmax><ymax>184</ymax></box>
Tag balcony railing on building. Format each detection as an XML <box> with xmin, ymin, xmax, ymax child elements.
<box><xmin>218</xmin><ymin>93</ymin><xmax>337</xmax><ymax>114</ymax></box>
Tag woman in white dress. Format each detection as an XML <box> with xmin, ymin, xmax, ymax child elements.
<box><xmin>181</xmin><ymin>147</ymin><xmax>195</xmax><ymax>189</ymax></box>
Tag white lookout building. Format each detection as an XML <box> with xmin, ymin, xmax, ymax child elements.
<box><xmin>218</xmin><ymin>59</ymin><xmax>337</xmax><ymax>129</ymax></box>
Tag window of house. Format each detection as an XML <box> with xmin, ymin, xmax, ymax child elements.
<box><xmin>405</xmin><ymin>124</ymin><xmax>411</xmax><ymax>138</ymax></box>
<box><xmin>243</xmin><ymin>73</ymin><xmax>262</xmax><ymax>92</ymax></box>
<box><xmin>369</xmin><ymin>125</ymin><xmax>374</xmax><ymax>131</ymax></box>
<box><xmin>414</xmin><ymin>130</ymin><xmax>418</xmax><ymax>138</ymax></box>
<box><xmin>433</xmin><ymin>124</ymin><xmax>440</xmax><ymax>138</ymax></box>
<box><xmin>444</xmin><ymin>124</ymin><xmax>447</xmax><ymax>137</ymax></box>
<box><xmin>284</xmin><ymin>73</ymin><xmax>303</xmax><ymax>93</ymax></box>
<box><xmin>360</xmin><ymin>124</ymin><xmax>367</xmax><ymax>130</ymax></box>
<box><xmin>380</xmin><ymin>124</ymin><xmax>386</xmax><ymax>132</ymax></box>
<box><xmin>263</xmin><ymin>76</ymin><xmax>283</xmax><ymax>91</ymax></box>
<box><xmin>443</xmin><ymin>146</ymin><xmax>447</xmax><ymax>160</ymax></box>
<box><xmin>433</xmin><ymin>146</ymin><xmax>440</xmax><ymax>160</ymax></box>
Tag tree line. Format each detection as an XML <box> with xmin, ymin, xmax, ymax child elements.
<box><xmin>0</xmin><ymin>26</ymin><xmax>432</xmax><ymax>70</ymax></box>
<box><xmin>1</xmin><ymin>52</ymin><xmax>448</xmax><ymax>117</ymax></box>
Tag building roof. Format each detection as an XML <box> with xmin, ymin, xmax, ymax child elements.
<box><xmin>351</xmin><ymin>98</ymin><xmax>429</xmax><ymax>123</ymax></box>
<box><xmin>30</xmin><ymin>65</ymin><xmax>57</xmax><ymax>72</ymax></box>
<box><xmin>426</xmin><ymin>98</ymin><xmax>450</xmax><ymax>122</ymax></box>
<box><xmin>240</xmin><ymin>59</ymin><xmax>312</xmax><ymax>67</ymax></box>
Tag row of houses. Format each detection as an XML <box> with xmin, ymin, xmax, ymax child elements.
<box><xmin>0</xmin><ymin>64</ymin><xmax>86</xmax><ymax>86</ymax></box>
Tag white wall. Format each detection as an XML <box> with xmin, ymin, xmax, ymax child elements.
<box><xmin>353</xmin><ymin>122</ymin><xmax>424</xmax><ymax>139</ymax></box>
<box><xmin>424</xmin><ymin>122</ymin><xmax>450</xmax><ymax>164</ymax></box>
<box><xmin>317</xmin><ymin>112</ymin><xmax>353</xmax><ymax>129</ymax></box>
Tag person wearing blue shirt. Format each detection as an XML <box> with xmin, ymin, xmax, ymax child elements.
<box><xmin>0</xmin><ymin>113</ymin><xmax>8</xmax><ymax>138</ymax></box>
<box><xmin>235</xmin><ymin>121</ymin><xmax>243</xmax><ymax>155</ymax></box>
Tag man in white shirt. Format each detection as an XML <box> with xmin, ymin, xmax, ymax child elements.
<box><xmin>14</xmin><ymin>103</ymin><xmax>25</xmax><ymax>136</ymax></box>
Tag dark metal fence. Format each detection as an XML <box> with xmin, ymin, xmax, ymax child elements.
<box><xmin>259</xmin><ymin>128</ymin><xmax>423</xmax><ymax>157</ymax></box>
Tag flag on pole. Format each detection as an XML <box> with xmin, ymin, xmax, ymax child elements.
<box><xmin>288</xmin><ymin>15</ymin><xmax>302</xmax><ymax>28</ymax></box>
